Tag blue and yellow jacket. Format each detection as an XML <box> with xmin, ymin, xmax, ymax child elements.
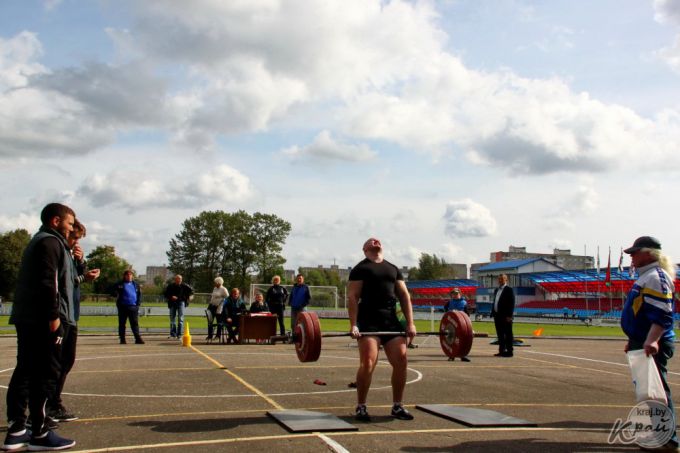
<box><xmin>621</xmin><ymin>262</ymin><xmax>675</xmax><ymax>343</ymax></box>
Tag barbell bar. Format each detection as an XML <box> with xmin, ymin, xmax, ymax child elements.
<box><xmin>272</xmin><ymin>310</ymin><xmax>487</xmax><ymax>362</ymax></box>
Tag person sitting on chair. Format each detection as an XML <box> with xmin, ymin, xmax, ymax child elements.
<box><xmin>249</xmin><ymin>293</ymin><xmax>269</xmax><ymax>314</ymax></box>
<box><xmin>222</xmin><ymin>288</ymin><xmax>246</xmax><ymax>344</ymax></box>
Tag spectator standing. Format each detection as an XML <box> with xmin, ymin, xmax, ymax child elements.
<box><xmin>266</xmin><ymin>275</ymin><xmax>288</xmax><ymax>336</ymax></box>
<box><xmin>289</xmin><ymin>274</ymin><xmax>311</xmax><ymax>331</ymax></box>
<box><xmin>112</xmin><ymin>270</ymin><xmax>144</xmax><ymax>345</ymax></box>
<box><xmin>3</xmin><ymin>203</ymin><xmax>78</xmax><ymax>451</ymax></box>
<box><xmin>223</xmin><ymin>288</ymin><xmax>246</xmax><ymax>344</ymax></box>
<box><xmin>163</xmin><ymin>275</ymin><xmax>194</xmax><ymax>339</ymax></box>
<box><xmin>492</xmin><ymin>274</ymin><xmax>515</xmax><ymax>358</ymax></box>
<box><xmin>48</xmin><ymin>220</ymin><xmax>99</xmax><ymax>422</ymax></box>
<box><xmin>621</xmin><ymin>236</ymin><xmax>678</xmax><ymax>450</ymax></box>
<box><xmin>445</xmin><ymin>288</ymin><xmax>470</xmax><ymax>362</ymax></box>
<box><xmin>207</xmin><ymin>277</ymin><xmax>228</xmax><ymax>341</ymax></box>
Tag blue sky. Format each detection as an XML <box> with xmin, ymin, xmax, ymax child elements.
<box><xmin>1</xmin><ymin>0</ymin><xmax>680</xmax><ymax>275</ymax></box>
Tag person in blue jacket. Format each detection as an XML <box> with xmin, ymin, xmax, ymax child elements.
<box><xmin>621</xmin><ymin>236</ymin><xmax>678</xmax><ymax>450</ymax></box>
<box><xmin>112</xmin><ymin>270</ymin><xmax>144</xmax><ymax>345</ymax></box>
<box><xmin>445</xmin><ymin>288</ymin><xmax>470</xmax><ymax>362</ymax></box>
<box><xmin>289</xmin><ymin>274</ymin><xmax>311</xmax><ymax>331</ymax></box>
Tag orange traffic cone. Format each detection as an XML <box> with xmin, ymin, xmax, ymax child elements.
<box><xmin>533</xmin><ymin>327</ymin><xmax>544</xmax><ymax>337</ymax></box>
<box><xmin>182</xmin><ymin>322</ymin><xmax>192</xmax><ymax>347</ymax></box>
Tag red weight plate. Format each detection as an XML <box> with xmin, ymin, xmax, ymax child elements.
<box><xmin>294</xmin><ymin>312</ymin><xmax>312</xmax><ymax>362</ymax></box>
<box><xmin>439</xmin><ymin>311</ymin><xmax>474</xmax><ymax>358</ymax></box>
<box><xmin>307</xmin><ymin>311</ymin><xmax>322</xmax><ymax>362</ymax></box>
<box><xmin>295</xmin><ymin>312</ymin><xmax>321</xmax><ymax>362</ymax></box>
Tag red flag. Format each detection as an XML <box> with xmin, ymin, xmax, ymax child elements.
<box><xmin>605</xmin><ymin>248</ymin><xmax>611</xmax><ymax>287</ymax></box>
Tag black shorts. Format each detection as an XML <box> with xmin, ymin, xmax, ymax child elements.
<box><xmin>357</xmin><ymin>307</ymin><xmax>405</xmax><ymax>345</ymax></box>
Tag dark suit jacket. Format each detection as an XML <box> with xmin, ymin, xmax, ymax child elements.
<box><xmin>492</xmin><ymin>285</ymin><xmax>515</xmax><ymax>318</ymax></box>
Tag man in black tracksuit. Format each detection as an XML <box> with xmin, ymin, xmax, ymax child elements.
<box><xmin>265</xmin><ymin>275</ymin><xmax>288</xmax><ymax>336</ymax></box>
<box><xmin>3</xmin><ymin>203</ymin><xmax>78</xmax><ymax>451</ymax></box>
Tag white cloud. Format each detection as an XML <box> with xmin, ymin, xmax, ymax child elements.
<box><xmin>32</xmin><ymin>61</ymin><xmax>174</xmax><ymax>128</ymax></box>
<box><xmin>543</xmin><ymin>183</ymin><xmax>599</xmax><ymax>231</ymax></box>
<box><xmin>548</xmin><ymin>238</ymin><xmax>573</xmax><ymax>250</ymax></box>
<box><xmin>0</xmin><ymin>32</ymin><xmax>46</xmax><ymax>90</ymax></box>
<box><xmin>0</xmin><ymin>33</ymin><xmax>115</xmax><ymax>157</ymax></box>
<box><xmin>282</xmin><ymin>130</ymin><xmax>376</xmax><ymax>163</ymax></box>
<box><xmin>77</xmin><ymin>164</ymin><xmax>255</xmax><ymax>212</ymax></box>
<box><xmin>0</xmin><ymin>212</ymin><xmax>40</xmax><ymax>233</ymax></box>
<box><xmin>653</xmin><ymin>0</ymin><xmax>680</xmax><ymax>74</ymax></box>
<box><xmin>3</xmin><ymin>2</ymin><xmax>679</xmax><ymax>173</ymax></box>
<box><xmin>656</xmin><ymin>35</ymin><xmax>680</xmax><ymax>74</ymax></box>
<box><xmin>654</xmin><ymin>0</ymin><xmax>680</xmax><ymax>25</ymax></box>
<box><xmin>443</xmin><ymin>199</ymin><xmax>497</xmax><ymax>238</ymax></box>
<box><xmin>44</xmin><ymin>0</ymin><xmax>63</xmax><ymax>12</ymax></box>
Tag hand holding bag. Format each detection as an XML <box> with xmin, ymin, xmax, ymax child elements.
<box><xmin>627</xmin><ymin>349</ymin><xmax>668</xmax><ymax>404</ymax></box>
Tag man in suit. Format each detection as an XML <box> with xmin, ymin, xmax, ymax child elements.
<box><xmin>492</xmin><ymin>274</ymin><xmax>515</xmax><ymax>357</ymax></box>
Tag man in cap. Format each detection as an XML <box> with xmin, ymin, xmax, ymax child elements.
<box><xmin>445</xmin><ymin>288</ymin><xmax>471</xmax><ymax>362</ymax></box>
<box><xmin>621</xmin><ymin>236</ymin><xmax>678</xmax><ymax>450</ymax></box>
<box><xmin>347</xmin><ymin>237</ymin><xmax>417</xmax><ymax>422</ymax></box>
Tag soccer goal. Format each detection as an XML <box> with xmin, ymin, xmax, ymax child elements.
<box><xmin>249</xmin><ymin>284</ymin><xmax>341</xmax><ymax>309</ymax></box>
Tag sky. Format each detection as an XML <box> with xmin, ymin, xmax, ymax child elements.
<box><xmin>1</xmin><ymin>0</ymin><xmax>680</xmax><ymax>276</ymax></box>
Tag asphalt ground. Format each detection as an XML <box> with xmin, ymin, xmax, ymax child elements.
<box><xmin>0</xmin><ymin>332</ymin><xmax>675</xmax><ymax>452</ymax></box>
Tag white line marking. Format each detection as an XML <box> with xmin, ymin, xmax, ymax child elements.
<box><xmin>65</xmin><ymin>427</ymin><xmax>606</xmax><ymax>452</ymax></box>
<box><xmin>317</xmin><ymin>434</ymin><xmax>350</xmax><ymax>453</ymax></box>
<box><xmin>523</xmin><ymin>350</ymin><xmax>680</xmax><ymax>375</ymax></box>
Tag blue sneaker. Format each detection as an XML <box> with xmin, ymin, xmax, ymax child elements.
<box><xmin>27</xmin><ymin>431</ymin><xmax>75</xmax><ymax>451</ymax></box>
<box><xmin>2</xmin><ymin>428</ymin><xmax>31</xmax><ymax>451</ymax></box>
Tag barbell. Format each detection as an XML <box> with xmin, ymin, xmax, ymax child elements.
<box><xmin>271</xmin><ymin>310</ymin><xmax>486</xmax><ymax>362</ymax></box>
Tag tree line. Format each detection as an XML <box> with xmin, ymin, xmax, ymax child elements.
<box><xmin>0</xmin><ymin>210</ymin><xmax>449</xmax><ymax>300</ymax></box>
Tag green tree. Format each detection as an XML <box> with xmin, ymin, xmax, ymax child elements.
<box><xmin>84</xmin><ymin>245</ymin><xmax>133</xmax><ymax>294</ymax></box>
<box><xmin>409</xmin><ymin>253</ymin><xmax>449</xmax><ymax>280</ymax></box>
<box><xmin>0</xmin><ymin>229</ymin><xmax>31</xmax><ymax>299</ymax></box>
<box><xmin>251</xmin><ymin>212</ymin><xmax>291</xmax><ymax>282</ymax></box>
<box><xmin>167</xmin><ymin>210</ymin><xmax>291</xmax><ymax>292</ymax></box>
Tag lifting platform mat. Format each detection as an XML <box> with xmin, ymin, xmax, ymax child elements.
<box><xmin>267</xmin><ymin>410</ymin><xmax>358</xmax><ymax>433</ymax></box>
<box><xmin>416</xmin><ymin>404</ymin><xmax>537</xmax><ymax>427</ymax></box>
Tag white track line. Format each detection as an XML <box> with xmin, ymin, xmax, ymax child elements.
<box><xmin>65</xmin><ymin>427</ymin><xmax>606</xmax><ymax>452</ymax></box>
<box><xmin>523</xmin><ymin>350</ymin><xmax>680</xmax><ymax>376</ymax></box>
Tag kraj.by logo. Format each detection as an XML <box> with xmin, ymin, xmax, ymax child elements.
<box><xmin>609</xmin><ymin>400</ymin><xmax>675</xmax><ymax>448</ymax></box>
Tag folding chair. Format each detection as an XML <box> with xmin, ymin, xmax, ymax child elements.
<box><xmin>205</xmin><ymin>309</ymin><xmax>218</xmax><ymax>344</ymax></box>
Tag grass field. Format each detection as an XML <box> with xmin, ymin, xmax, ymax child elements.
<box><xmin>0</xmin><ymin>314</ymin><xmax>636</xmax><ymax>337</ymax></box>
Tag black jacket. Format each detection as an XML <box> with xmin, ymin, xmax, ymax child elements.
<box><xmin>11</xmin><ymin>226</ymin><xmax>75</xmax><ymax>326</ymax></box>
<box><xmin>491</xmin><ymin>285</ymin><xmax>515</xmax><ymax>318</ymax></box>
<box><xmin>266</xmin><ymin>284</ymin><xmax>288</xmax><ymax>307</ymax></box>
<box><xmin>164</xmin><ymin>282</ymin><xmax>194</xmax><ymax>307</ymax></box>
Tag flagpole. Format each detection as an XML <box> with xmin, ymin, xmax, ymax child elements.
<box><xmin>584</xmin><ymin>244</ymin><xmax>588</xmax><ymax>315</ymax></box>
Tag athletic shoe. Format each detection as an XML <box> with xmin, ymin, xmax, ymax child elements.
<box><xmin>49</xmin><ymin>407</ymin><xmax>78</xmax><ymax>422</ymax></box>
<box><xmin>391</xmin><ymin>405</ymin><xmax>414</xmax><ymax>420</ymax></box>
<box><xmin>2</xmin><ymin>429</ymin><xmax>31</xmax><ymax>451</ymax></box>
<box><xmin>135</xmin><ymin>338</ymin><xmax>145</xmax><ymax>344</ymax></box>
<box><xmin>119</xmin><ymin>339</ymin><xmax>126</xmax><ymax>344</ymax></box>
<box><xmin>354</xmin><ymin>405</ymin><xmax>371</xmax><ymax>422</ymax></box>
<box><xmin>27</xmin><ymin>431</ymin><xmax>75</xmax><ymax>451</ymax></box>
<box><xmin>25</xmin><ymin>417</ymin><xmax>58</xmax><ymax>431</ymax></box>
<box><xmin>461</xmin><ymin>357</ymin><xmax>471</xmax><ymax>362</ymax></box>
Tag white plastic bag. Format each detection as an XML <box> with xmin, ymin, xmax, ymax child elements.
<box><xmin>627</xmin><ymin>349</ymin><xmax>668</xmax><ymax>404</ymax></box>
